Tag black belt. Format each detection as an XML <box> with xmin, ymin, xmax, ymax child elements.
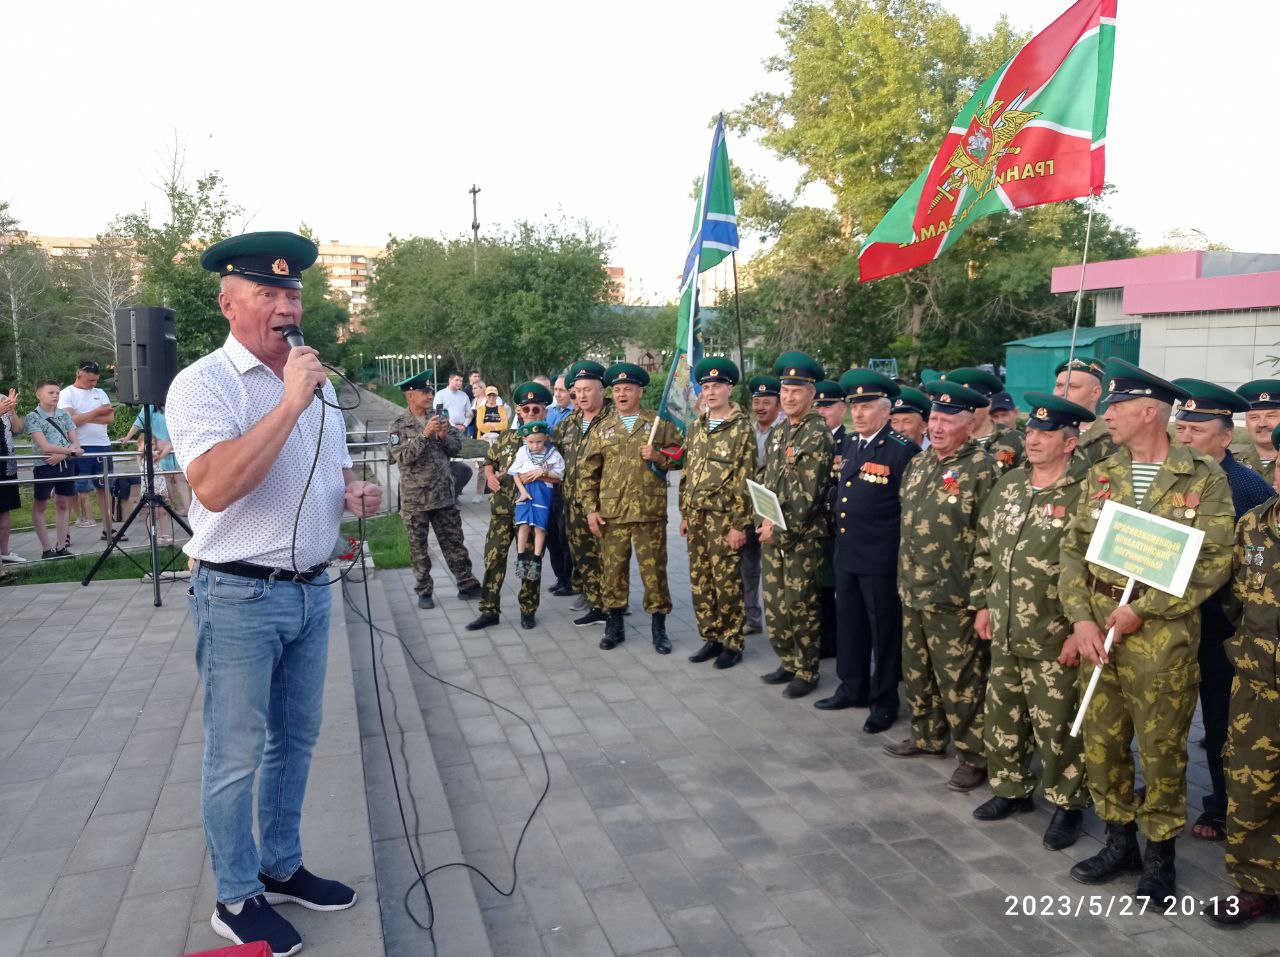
<box><xmin>201</xmin><ymin>560</ymin><xmax>328</xmax><ymax>583</ymax></box>
<box><xmin>1086</xmin><ymin>570</ymin><xmax>1144</xmax><ymax>604</ymax></box>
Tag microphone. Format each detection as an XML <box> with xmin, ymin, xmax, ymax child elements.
<box><xmin>276</xmin><ymin>324</ymin><xmax>323</xmax><ymax>398</ymax></box>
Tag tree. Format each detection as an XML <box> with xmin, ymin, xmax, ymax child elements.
<box><xmin>297</xmin><ymin>224</ymin><xmax>349</xmax><ymax>361</ymax></box>
<box><xmin>0</xmin><ymin>204</ymin><xmax>52</xmax><ymax>382</ymax></box>
<box><xmin>58</xmin><ymin>220</ymin><xmax>139</xmax><ymax>359</ymax></box>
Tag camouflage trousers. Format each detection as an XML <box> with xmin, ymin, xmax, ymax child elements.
<box><xmin>405</xmin><ymin>505</ymin><xmax>479</xmax><ymax>598</ymax></box>
<box><xmin>601</xmin><ymin>520</ymin><xmax>671</xmax><ymax>614</ymax></box>
<box><xmin>478</xmin><ymin>496</ymin><xmax>539</xmax><ymax>617</ymax></box>
<box><xmin>1078</xmin><ymin>650</ymin><xmax>1198</xmax><ymax>841</ymax></box>
<box><xmin>686</xmin><ymin>510</ymin><xmax>744</xmax><ymax>651</ymax></box>
<box><xmin>1224</xmin><ymin>634</ymin><xmax>1280</xmax><ymax>893</ymax></box>
<box><xmin>902</xmin><ymin>605</ymin><xmax>988</xmax><ymax>765</ymax></box>
<box><xmin>566</xmin><ymin>498</ymin><xmax>605</xmax><ymax>610</ymax></box>
<box><xmin>762</xmin><ymin>537</ymin><xmax>823</xmax><ymax>684</ymax></box>
<box><xmin>984</xmin><ymin>643</ymin><xmax>1086</xmax><ymax>808</ymax></box>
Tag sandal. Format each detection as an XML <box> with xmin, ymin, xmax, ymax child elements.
<box><xmin>1192</xmin><ymin>809</ymin><xmax>1226</xmax><ymax>841</ymax></box>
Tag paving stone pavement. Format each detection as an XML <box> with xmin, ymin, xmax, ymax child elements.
<box><xmin>368</xmin><ymin>487</ymin><xmax>1280</xmax><ymax>957</ymax></box>
<box><xmin>0</xmin><ymin>578</ymin><xmax>382</xmax><ymax>957</ymax></box>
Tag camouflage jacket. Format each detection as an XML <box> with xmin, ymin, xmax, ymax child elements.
<box><xmin>551</xmin><ymin>406</ymin><xmax>610</xmax><ymax>505</ymax></box>
<box><xmin>898</xmin><ymin>440</ymin><xmax>999</xmax><ymax>611</ymax></box>
<box><xmin>1058</xmin><ymin>442</ymin><xmax>1234</xmax><ymax>669</ymax></box>
<box><xmin>1237</xmin><ymin>445</ymin><xmax>1278</xmax><ymax>487</ymax></box>
<box><xmin>678</xmin><ymin>407</ymin><xmax>755</xmax><ymax>528</ymax></box>
<box><xmin>973</xmin><ymin>460</ymin><xmax>1087</xmax><ymax>659</ymax></box>
<box><xmin>759</xmin><ymin>412</ymin><xmax>833</xmax><ymax>550</ymax></box>
<box><xmin>388</xmin><ymin>411</ymin><xmax>462</xmax><ymax>512</ymax></box>
<box><xmin>975</xmin><ymin>423</ymin><xmax>1025</xmax><ymax>473</ymax></box>
<box><xmin>579</xmin><ymin>409</ymin><xmax>682</xmax><ymax>523</ymax></box>
<box><xmin>1228</xmin><ymin>499</ymin><xmax>1280</xmax><ymax>652</ymax></box>
<box><xmin>483</xmin><ymin>426</ymin><xmax>525</xmax><ymax>518</ymax></box>
<box><xmin>1076</xmin><ymin>416</ymin><xmax>1116</xmax><ymax>467</ymax></box>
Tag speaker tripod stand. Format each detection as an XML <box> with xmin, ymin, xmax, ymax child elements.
<box><xmin>81</xmin><ymin>406</ymin><xmax>191</xmax><ymax>606</ymax></box>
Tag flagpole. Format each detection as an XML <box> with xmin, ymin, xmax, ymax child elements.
<box><xmin>1063</xmin><ymin>192</ymin><xmax>1097</xmax><ymax>393</ymax></box>
<box><xmin>731</xmin><ymin>252</ymin><xmax>746</xmax><ymax>378</ymax></box>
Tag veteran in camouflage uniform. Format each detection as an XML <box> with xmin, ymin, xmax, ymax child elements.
<box><xmin>887</xmin><ymin>381</ymin><xmax>999</xmax><ymax>792</ymax></box>
<box><xmin>756</xmin><ymin>353</ymin><xmax>833</xmax><ymax>699</ymax></box>
<box><xmin>388</xmin><ymin>372</ymin><xmax>481</xmax><ymax>609</ymax></box>
<box><xmin>1053</xmin><ymin>356</ymin><xmax>1115</xmax><ymax>466</ymax></box>
<box><xmin>1207</xmin><ymin>423</ymin><xmax>1280</xmax><ymax>927</ymax></box>
<box><xmin>580</xmin><ymin>362</ymin><xmax>683</xmax><ymax>654</ymax></box>
<box><xmin>552</xmin><ymin>361</ymin><xmax>611</xmax><ymax>627</ymax></box>
<box><xmin>464</xmin><ymin>382</ymin><xmax>553</xmax><ymax>632</ymax></box>
<box><xmin>1060</xmin><ymin>359</ymin><xmax>1233</xmax><ymax>905</ymax></box>
<box><xmin>972</xmin><ymin>393</ymin><xmax>1092</xmax><ymax>849</ymax></box>
<box><xmin>939</xmin><ymin>368</ymin><xmax>1025</xmax><ymax>472</ymax></box>
<box><xmin>681</xmin><ymin>357</ymin><xmax>756</xmax><ymax>670</ymax></box>
<box><xmin>1236</xmin><ymin>379</ymin><xmax>1280</xmax><ymax>486</ymax></box>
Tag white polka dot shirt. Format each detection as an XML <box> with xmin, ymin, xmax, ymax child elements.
<box><xmin>167</xmin><ymin>334</ymin><xmax>352</xmax><ymax>569</ymax></box>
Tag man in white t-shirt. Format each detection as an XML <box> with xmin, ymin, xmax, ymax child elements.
<box><xmin>435</xmin><ymin>373</ymin><xmax>473</xmax><ymax>430</ymax></box>
<box><xmin>59</xmin><ymin>361</ymin><xmax>117</xmax><ymax>542</ymax></box>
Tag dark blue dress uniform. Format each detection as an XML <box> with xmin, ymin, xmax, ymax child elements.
<box><xmin>823</xmin><ymin>371</ymin><xmax>920</xmax><ymax>730</ymax></box>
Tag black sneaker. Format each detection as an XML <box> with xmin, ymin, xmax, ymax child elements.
<box><xmin>260</xmin><ymin>864</ymin><xmax>357</xmax><ymax>911</ymax></box>
<box><xmin>211</xmin><ymin>894</ymin><xmax>302</xmax><ymax>957</ymax></box>
<box><xmin>574</xmin><ymin>608</ymin><xmax>608</xmax><ymax>627</ymax></box>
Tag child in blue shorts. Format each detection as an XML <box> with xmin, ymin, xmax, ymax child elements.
<box><xmin>508</xmin><ymin>421</ymin><xmax>565</xmax><ymax>581</ymax></box>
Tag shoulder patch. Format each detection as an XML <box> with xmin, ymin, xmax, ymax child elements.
<box><xmin>389</xmin><ymin>432</ymin><xmax>401</xmax><ymax>446</ymax></box>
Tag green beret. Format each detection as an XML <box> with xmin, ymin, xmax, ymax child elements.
<box><xmin>1104</xmin><ymin>358</ymin><xmax>1189</xmax><ymax>405</ymax></box>
<box><xmin>773</xmin><ymin>352</ymin><xmax>823</xmax><ymax>385</ymax></box>
<box><xmin>604</xmin><ymin>362</ymin><xmax>649</xmax><ymax>387</ymax></box>
<box><xmin>747</xmin><ymin>375</ymin><xmax>780</xmax><ymax>398</ymax></box>
<box><xmin>512</xmin><ymin>381</ymin><xmax>553</xmax><ymax>406</ymax></box>
<box><xmin>923</xmin><ymin>379</ymin><xmax>990</xmax><ymax>414</ymax></box>
<box><xmin>939</xmin><ymin>367</ymin><xmax>1004</xmax><ymax>397</ymax></box>
<box><xmin>518</xmin><ymin>421</ymin><xmax>549</xmax><ymax>437</ymax></box>
<box><xmin>1023</xmin><ymin>391</ymin><xmax>1096</xmax><ymax>430</ymax></box>
<box><xmin>566</xmin><ymin>360</ymin><xmax>606</xmax><ymax>383</ymax></box>
<box><xmin>1171</xmin><ymin>378</ymin><xmax>1249</xmax><ymax>422</ymax></box>
<box><xmin>200</xmin><ymin>231</ymin><xmax>318</xmax><ymax>290</ymax></box>
<box><xmin>396</xmin><ymin>370</ymin><xmax>435</xmax><ymax>393</ymax></box>
<box><xmin>839</xmin><ymin>369</ymin><xmax>899</xmax><ymax>404</ymax></box>
<box><xmin>813</xmin><ymin>380</ymin><xmax>845</xmax><ymax>405</ymax></box>
<box><xmin>693</xmin><ymin>356</ymin><xmax>740</xmax><ymax>386</ymax></box>
<box><xmin>1272</xmin><ymin>422</ymin><xmax>1280</xmax><ymax>452</ymax></box>
<box><xmin>1238</xmin><ymin>379</ymin><xmax>1280</xmax><ymax>410</ymax></box>
<box><xmin>1055</xmin><ymin>356</ymin><xmax>1106</xmax><ymax>380</ymax></box>
<box><xmin>890</xmin><ymin>386</ymin><xmax>930</xmax><ymax>418</ymax></box>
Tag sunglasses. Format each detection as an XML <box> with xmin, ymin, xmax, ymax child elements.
<box><xmin>78</xmin><ymin>362</ymin><xmax>100</xmax><ymax>373</ymax></box>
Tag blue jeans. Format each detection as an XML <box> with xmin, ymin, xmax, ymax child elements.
<box><xmin>189</xmin><ymin>563</ymin><xmax>332</xmax><ymax>904</ymax></box>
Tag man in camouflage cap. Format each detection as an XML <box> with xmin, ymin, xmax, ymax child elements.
<box><xmin>1207</xmin><ymin>422</ymin><xmax>1280</xmax><ymax>926</ymax></box>
<box><xmin>972</xmin><ymin>393</ymin><xmax>1092</xmax><ymax>849</ymax></box>
<box><xmin>1236</xmin><ymin>379</ymin><xmax>1280</xmax><ymax>485</ymax></box>
<box><xmin>579</xmin><ymin>362</ymin><xmax>683</xmax><ymax>654</ymax></box>
<box><xmin>940</xmin><ymin>368</ymin><xmax>1024</xmax><ymax>472</ymax></box>
<box><xmin>889</xmin><ymin>386</ymin><xmax>929</xmax><ymax>448</ymax></box>
<box><xmin>757</xmin><ymin>352</ymin><xmax>833</xmax><ymax>699</ymax></box>
<box><xmin>680</xmin><ymin>357</ymin><xmax>756</xmax><ymax>669</ymax></box>
<box><xmin>465</xmin><ymin>381</ymin><xmax>554</xmax><ymax>631</ymax></box>
<box><xmin>1053</xmin><ymin>356</ymin><xmax>1115</xmax><ymax>466</ymax></box>
<box><xmin>388</xmin><ymin>372</ymin><xmax>482</xmax><ymax>610</ymax></box>
<box><xmin>1059</xmin><ymin>359</ymin><xmax>1233</xmax><ymax>905</ymax></box>
<box><xmin>552</xmin><ymin>360</ymin><xmax>611</xmax><ymax>627</ymax></box>
<box><xmin>887</xmin><ymin>380</ymin><xmax>998</xmax><ymax>792</ymax></box>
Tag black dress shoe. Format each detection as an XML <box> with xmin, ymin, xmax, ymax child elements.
<box><xmin>760</xmin><ymin>666</ymin><xmax>794</xmax><ymax>685</ymax></box>
<box><xmin>814</xmin><ymin>691</ymin><xmax>856</xmax><ymax>711</ymax></box>
<box><xmin>782</xmin><ymin>677</ymin><xmax>818</xmax><ymax>699</ymax></box>
<box><xmin>457</xmin><ymin>584</ymin><xmax>482</xmax><ymax>600</ymax></box>
<box><xmin>973</xmin><ymin>794</ymin><xmax>1036</xmax><ymax>821</ymax></box>
<box><xmin>1043</xmin><ymin>807</ymin><xmax>1083</xmax><ymax>850</ymax></box>
<box><xmin>520</xmin><ymin>613</ymin><xmax>536</xmax><ymax>629</ymax></box>
<box><xmin>862</xmin><ymin>713</ymin><xmax>896</xmax><ymax>734</ymax></box>
<box><xmin>417</xmin><ymin>594</ymin><xmax>435</xmax><ymax>610</ymax></box>
<box><xmin>465</xmin><ymin>613</ymin><xmax>499</xmax><ymax>631</ymax></box>
<box><xmin>714</xmin><ymin>649</ymin><xmax>742</xmax><ymax>669</ymax></box>
<box><xmin>689</xmin><ymin>641</ymin><xmax>722</xmax><ymax>663</ymax></box>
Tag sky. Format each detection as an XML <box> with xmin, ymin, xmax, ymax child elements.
<box><xmin>6</xmin><ymin>0</ymin><xmax>1278</xmax><ymax>304</ymax></box>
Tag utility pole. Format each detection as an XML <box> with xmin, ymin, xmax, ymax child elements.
<box><xmin>469</xmin><ymin>184</ymin><xmax>481</xmax><ymax>274</ymax></box>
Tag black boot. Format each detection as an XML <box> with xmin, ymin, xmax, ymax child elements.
<box><xmin>1043</xmin><ymin>808</ymin><xmax>1083</xmax><ymax>850</ymax></box>
<box><xmin>1069</xmin><ymin>821</ymin><xmax>1141</xmax><ymax>884</ymax></box>
<box><xmin>1134</xmin><ymin>837</ymin><xmax>1177</xmax><ymax>906</ymax></box>
<box><xmin>651</xmin><ymin>613</ymin><xmax>671</xmax><ymax>655</ymax></box>
<box><xmin>599</xmin><ymin>610</ymin><xmax>626</xmax><ymax>650</ymax></box>
<box><xmin>689</xmin><ymin>641</ymin><xmax>722</xmax><ymax>663</ymax></box>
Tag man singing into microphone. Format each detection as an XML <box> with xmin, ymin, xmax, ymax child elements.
<box><xmin>167</xmin><ymin>231</ymin><xmax>382</xmax><ymax>957</ymax></box>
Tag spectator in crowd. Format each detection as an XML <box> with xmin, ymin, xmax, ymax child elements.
<box><xmin>59</xmin><ymin>360</ymin><xmax>119</xmax><ymax>542</ymax></box>
<box><xmin>27</xmin><ymin>379</ymin><xmax>81</xmax><ymax>558</ymax></box>
<box><xmin>546</xmin><ymin>374</ymin><xmax>573</xmax><ymax>430</ymax></box>
<box><xmin>0</xmin><ymin>387</ymin><xmax>26</xmax><ymax>564</ymax></box>
<box><xmin>125</xmin><ymin>404</ymin><xmax>191</xmax><ymax>516</ymax></box>
<box><xmin>544</xmin><ymin>373</ymin><xmax>575</xmax><ymax>591</ymax></box>
<box><xmin>475</xmin><ymin>385</ymin><xmax>511</xmax><ymax>440</ymax></box>
<box><xmin>435</xmin><ymin>373</ymin><xmax>474</xmax><ymax>432</ymax></box>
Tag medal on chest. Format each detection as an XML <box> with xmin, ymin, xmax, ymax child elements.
<box><xmin>860</xmin><ymin>462</ymin><xmax>889</xmax><ymax>484</ymax></box>
<box><xmin>941</xmin><ymin>468</ymin><xmax>960</xmax><ymax>503</ymax></box>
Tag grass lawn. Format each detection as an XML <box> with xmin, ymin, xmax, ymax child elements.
<box><xmin>365</xmin><ymin>383</ymin><xmax>408</xmax><ymax>408</ymax></box>
<box><xmin>1</xmin><ymin>544</ymin><xmax>188</xmax><ymax>586</ymax></box>
<box><xmin>342</xmin><ymin>513</ymin><xmax>410</xmax><ymax>569</ymax></box>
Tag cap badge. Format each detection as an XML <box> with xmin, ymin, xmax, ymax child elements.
<box><xmin>940</xmin><ymin>393</ymin><xmax>952</xmax><ymax>404</ymax></box>
<box><xmin>1184</xmin><ymin>399</ymin><xmax>1197</xmax><ymax>411</ymax></box>
<box><xmin>271</xmin><ymin>258</ymin><xmax>289</xmax><ymax>276</ymax></box>
<box><xmin>710</xmin><ymin>368</ymin><xmax>719</xmax><ymax>376</ymax></box>
<box><xmin>757</xmin><ymin>385</ymin><xmax>765</xmax><ymax>393</ymax></box>
<box><xmin>856</xmin><ymin>386</ymin><xmax>864</xmax><ymax>395</ymax></box>
<box><xmin>1109</xmin><ymin>379</ymin><xmax>1117</xmax><ymax>392</ymax></box>
<box><xmin>225</xmin><ymin>264</ymin><xmax>234</xmax><ymax>272</ymax></box>
<box><xmin>789</xmin><ymin>368</ymin><xmax>797</xmax><ymax>376</ymax></box>
<box><xmin>1262</xmin><ymin>392</ymin><xmax>1272</xmax><ymax>401</ymax></box>
<box><xmin>1035</xmin><ymin>407</ymin><xmax>1049</xmax><ymax>419</ymax></box>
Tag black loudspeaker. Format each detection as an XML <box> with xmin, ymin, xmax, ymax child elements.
<box><xmin>114</xmin><ymin>307</ymin><xmax>178</xmax><ymax>405</ymax></box>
